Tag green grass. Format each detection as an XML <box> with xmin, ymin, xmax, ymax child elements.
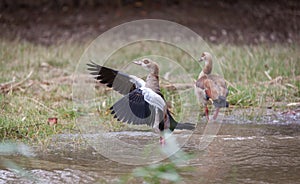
<box><xmin>220</xmin><ymin>44</ymin><xmax>299</xmax><ymax>82</ymax></box>
<box><xmin>0</xmin><ymin>39</ymin><xmax>299</xmax><ymax>141</ymax></box>
<box><xmin>213</xmin><ymin>44</ymin><xmax>300</xmax><ymax>107</ymax></box>
<box><xmin>0</xmin><ymin>39</ymin><xmax>84</xmax><ymax>141</ymax></box>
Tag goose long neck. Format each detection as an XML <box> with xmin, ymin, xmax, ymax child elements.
<box><xmin>145</xmin><ymin>66</ymin><xmax>160</xmax><ymax>93</ymax></box>
<box><xmin>202</xmin><ymin>59</ymin><xmax>212</xmax><ymax>75</ymax></box>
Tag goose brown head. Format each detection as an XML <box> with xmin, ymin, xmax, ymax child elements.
<box><xmin>133</xmin><ymin>58</ymin><xmax>159</xmax><ymax>75</ymax></box>
<box><xmin>199</xmin><ymin>52</ymin><xmax>213</xmax><ymax>75</ymax></box>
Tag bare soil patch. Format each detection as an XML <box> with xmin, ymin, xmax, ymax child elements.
<box><xmin>0</xmin><ymin>0</ymin><xmax>299</xmax><ymax>45</ymax></box>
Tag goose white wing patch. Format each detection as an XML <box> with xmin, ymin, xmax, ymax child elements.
<box><xmin>140</xmin><ymin>86</ymin><xmax>166</xmax><ymax>111</ymax></box>
<box><xmin>129</xmin><ymin>75</ymin><xmax>146</xmax><ymax>88</ymax></box>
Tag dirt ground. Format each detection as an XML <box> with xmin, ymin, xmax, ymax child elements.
<box><xmin>0</xmin><ymin>0</ymin><xmax>299</xmax><ymax>45</ymax></box>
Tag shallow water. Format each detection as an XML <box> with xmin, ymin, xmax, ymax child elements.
<box><xmin>1</xmin><ymin>115</ymin><xmax>300</xmax><ymax>184</ymax></box>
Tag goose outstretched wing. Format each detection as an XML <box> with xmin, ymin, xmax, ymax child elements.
<box><xmin>87</xmin><ymin>61</ymin><xmax>145</xmax><ymax>95</ymax></box>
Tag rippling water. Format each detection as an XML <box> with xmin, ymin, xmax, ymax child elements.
<box><xmin>1</xmin><ymin>121</ymin><xmax>300</xmax><ymax>183</ymax></box>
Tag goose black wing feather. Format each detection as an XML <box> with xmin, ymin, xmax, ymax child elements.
<box><xmin>87</xmin><ymin>61</ymin><xmax>140</xmax><ymax>95</ymax></box>
<box><xmin>110</xmin><ymin>89</ymin><xmax>160</xmax><ymax>126</ymax></box>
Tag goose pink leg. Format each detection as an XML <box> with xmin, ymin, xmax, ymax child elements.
<box><xmin>205</xmin><ymin>106</ymin><xmax>209</xmax><ymax>121</ymax></box>
<box><xmin>213</xmin><ymin>107</ymin><xmax>220</xmax><ymax>120</ymax></box>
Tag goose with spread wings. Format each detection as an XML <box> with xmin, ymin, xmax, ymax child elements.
<box><xmin>87</xmin><ymin>58</ymin><xmax>191</xmax><ymax>144</ymax></box>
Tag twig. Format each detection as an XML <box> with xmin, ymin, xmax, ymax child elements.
<box><xmin>24</xmin><ymin>97</ymin><xmax>58</xmax><ymax>114</ymax></box>
<box><xmin>11</xmin><ymin>70</ymin><xmax>33</xmax><ymax>88</ymax></box>
<box><xmin>162</xmin><ymin>83</ymin><xmax>194</xmax><ymax>90</ymax></box>
<box><xmin>0</xmin><ymin>70</ymin><xmax>33</xmax><ymax>93</ymax></box>
<box><xmin>264</xmin><ymin>70</ymin><xmax>272</xmax><ymax>80</ymax></box>
<box><xmin>261</xmin><ymin>76</ymin><xmax>283</xmax><ymax>86</ymax></box>
<box><xmin>287</xmin><ymin>102</ymin><xmax>300</xmax><ymax>107</ymax></box>
<box><xmin>43</xmin><ymin>74</ymin><xmax>92</xmax><ymax>84</ymax></box>
<box><xmin>285</xmin><ymin>83</ymin><xmax>297</xmax><ymax>90</ymax></box>
<box><xmin>0</xmin><ymin>77</ymin><xmax>15</xmax><ymax>87</ymax></box>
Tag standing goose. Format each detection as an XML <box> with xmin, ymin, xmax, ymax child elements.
<box><xmin>87</xmin><ymin>59</ymin><xmax>181</xmax><ymax>144</ymax></box>
<box><xmin>195</xmin><ymin>52</ymin><xmax>229</xmax><ymax>120</ymax></box>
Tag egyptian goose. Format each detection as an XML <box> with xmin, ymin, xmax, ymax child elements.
<box><xmin>87</xmin><ymin>59</ymin><xmax>181</xmax><ymax>144</ymax></box>
<box><xmin>195</xmin><ymin>52</ymin><xmax>229</xmax><ymax>120</ymax></box>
